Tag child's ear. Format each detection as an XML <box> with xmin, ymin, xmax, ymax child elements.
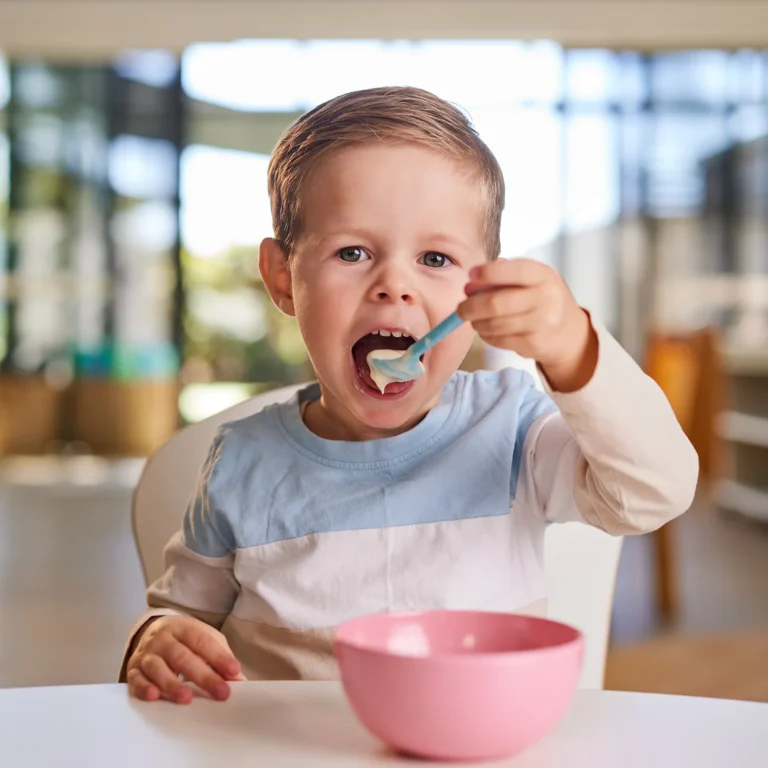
<box><xmin>259</xmin><ymin>237</ymin><xmax>295</xmax><ymax>316</ymax></box>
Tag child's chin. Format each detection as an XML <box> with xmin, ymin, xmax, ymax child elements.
<box><xmin>353</xmin><ymin>392</ymin><xmax>432</xmax><ymax>433</ymax></box>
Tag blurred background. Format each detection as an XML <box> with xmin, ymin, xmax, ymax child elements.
<box><xmin>0</xmin><ymin>1</ymin><xmax>766</xmax><ymax>699</ymax></box>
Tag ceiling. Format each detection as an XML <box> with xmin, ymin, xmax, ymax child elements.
<box><xmin>2</xmin><ymin>1</ymin><xmax>768</xmax><ymax>59</ymax></box>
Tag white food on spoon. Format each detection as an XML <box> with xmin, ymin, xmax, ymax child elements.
<box><xmin>366</xmin><ymin>348</ymin><xmax>409</xmax><ymax>394</ymax></box>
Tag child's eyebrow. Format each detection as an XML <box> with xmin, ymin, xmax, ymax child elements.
<box><xmin>309</xmin><ymin>227</ymin><xmax>377</xmax><ymax>245</ymax></box>
<box><xmin>421</xmin><ymin>233</ymin><xmax>472</xmax><ymax>251</ymax></box>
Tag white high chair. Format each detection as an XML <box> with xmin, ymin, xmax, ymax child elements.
<box><xmin>132</xmin><ymin>383</ymin><xmax>622</xmax><ymax>689</ymax></box>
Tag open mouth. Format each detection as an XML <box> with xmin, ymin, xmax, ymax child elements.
<box><xmin>352</xmin><ymin>329</ymin><xmax>418</xmax><ymax>397</ymax></box>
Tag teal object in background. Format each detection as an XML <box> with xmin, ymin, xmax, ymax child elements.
<box><xmin>75</xmin><ymin>342</ymin><xmax>179</xmax><ymax>380</ymax></box>
<box><xmin>74</xmin><ymin>346</ymin><xmax>113</xmax><ymax>377</ymax></box>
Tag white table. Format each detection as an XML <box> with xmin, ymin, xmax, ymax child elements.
<box><xmin>0</xmin><ymin>682</ymin><xmax>766</xmax><ymax>767</ymax></box>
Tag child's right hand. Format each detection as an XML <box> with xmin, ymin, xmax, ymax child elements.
<box><xmin>126</xmin><ymin>615</ymin><xmax>245</xmax><ymax>704</ymax></box>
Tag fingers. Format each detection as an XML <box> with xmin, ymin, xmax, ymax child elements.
<box><xmin>126</xmin><ymin>616</ymin><xmax>244</xmax><ymax>705</ymax></box>
<box><xmin>126</xmin><ymin>667</ymin><xmax>161</xmax><ymax>702</ymax></box>
<box><xmin>471</xmin><ymin>312</ymin><xmax>538</xmax><ymax>339</ymax></box>
<box><xmin>163</xmin><ymin>639</ymin><xmax>232</xmax><ymax>701</ymax></box>
<box><xmin>469</xmin><ymin>258</ymin><xmax>550</xmax><ymax>288</ymax></box>
<box><xmin>459</xmin><ymin>285</ymin><xmax>541</xmax><ymax>323</ymax></box>
<box><xmin>462</xmin><ymin>257</ymin><xmax>592</xmax><ymax>385</ymax></box>
<box><xmin>459</xmin><ymin>283</ymin><xmax>573</xmax><ymax>362</ymax></box>
<box><xmin>139</xmin><ymin>654</ymin><xmax>194</xmax><ymax>704</ymax></box>
<box><xmin>177</xmin><ymin>623</ymin><xmax>242</xmax><ymax>681</ymax></box>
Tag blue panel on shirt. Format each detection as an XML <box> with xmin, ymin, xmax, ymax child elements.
<box><xmin>182</xmin><ymin>369</ymin><xmax>558</xmax><ymax>556</ymax></box>
<box><xmin>182</xmin><ymin>430</ymin><xmax>238</xmax><ymax>558</ymax></box>
<box><xmin>511</xmin><ymin>383</ymin><xmax>560</xmax><ymax>498</ymax></box>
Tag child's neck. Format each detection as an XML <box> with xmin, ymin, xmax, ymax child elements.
<box><xmin>302</xmin><ymin>393</ymin><xmax>437</xmax><ymax>442</ymax></box>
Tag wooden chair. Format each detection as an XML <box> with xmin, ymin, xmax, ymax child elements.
<box><xmin>643</xmin><ymin>327</ymin><xmax>722</xmax><ymax>620</ymax></box>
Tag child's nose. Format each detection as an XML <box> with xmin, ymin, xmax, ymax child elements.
<box><xmin>373</xmin><ymin>287</ymin><xmax>414</xmax><ymax>304</ymax></box>
<box><xmin>369</xmin><ymin>266</ymin><xmax>415</xmax><ymax>305</ymax></box>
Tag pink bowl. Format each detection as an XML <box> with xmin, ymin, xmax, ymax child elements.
<box><xmin>334</xmin><ymin>610</ymin><xmax>583</xmax><ymax>762</ymax></box>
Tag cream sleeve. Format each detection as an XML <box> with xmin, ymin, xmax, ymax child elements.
<box><xmin>517</xmin><ymin>317</ymin><xmax>699</xmax><ymax>535</ymax></box>
<box><xmin>119</xmin><ymin>429</ymin><xmax>240</xmax><ymax>681</ymax></box>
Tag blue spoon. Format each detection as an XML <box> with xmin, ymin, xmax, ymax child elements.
<box><xmin>367</xmin><ymin>310</ymin><xmax>465</xmax><ymax>389</ymax></box>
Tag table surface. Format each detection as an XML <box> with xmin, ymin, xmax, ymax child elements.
<box><xmin>1</xmin><ymin>682</ymin><xmax>766</xmax><ymax>767</ymax></box>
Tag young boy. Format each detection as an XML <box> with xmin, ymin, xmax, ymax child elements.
<box><xmin>123</xmin><ymin>86</ymin><xmax>698</xmax><ymax>704</ymax></box>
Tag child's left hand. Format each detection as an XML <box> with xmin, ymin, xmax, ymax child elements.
<box><xmin>458</xmin><ymin>258</ymin><xmax>599</xmax><ymax>393</ymax></box>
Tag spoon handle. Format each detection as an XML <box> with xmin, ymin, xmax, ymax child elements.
<box><xmin>407</xmin><ymin>311</ymin><xmax>465</xmax><ymax>359</ymax></box>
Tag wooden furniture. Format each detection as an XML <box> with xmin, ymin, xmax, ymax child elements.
<box><xmin>606</xmin><ymin>629</ymin><xmax>768</xmax><ymax>703</ymax></box>
<box><xmin>1</xmin><ymin>682</ymin><xmax>766</xmax><ymax>766</ymax></box>
<box><xmin>700</xmin><ymin>136</ymin><xmax>768</xmax><ymax>523</ymax></box>
<box><xmin>0</xmin><ymin>374</ymin><xmax>65</xmax><ymax>455</ymax></box>
<box><xmin>643</xmin><ymin>328</ymin><xmax>723</xmax><ymax>620</ymax></box>
<box><xmin>70</xmin><ymin>379</ymin><xmax>180</xmax><ymax>456</ymax></box>
<box><xmin>715</xmin><ymin>348</ymin><xmax>768</xmax><ymax>523</ymax></box>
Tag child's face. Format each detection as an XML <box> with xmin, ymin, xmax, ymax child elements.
<box><xmin>262</xmin><ymin>143</ymin><xmax>488</xmax><ymax>438</ymax></box>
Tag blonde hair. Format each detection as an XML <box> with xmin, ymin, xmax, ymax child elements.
<box><xmin>267</xmin><ymin>86</ymin><xmax>504</xmax><ymax>258</ymax></box>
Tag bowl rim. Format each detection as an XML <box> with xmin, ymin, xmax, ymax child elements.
<box><xmin>333</xmin><ymin>609</ymin><xmax>584</xmax><ymax>662</ymax></box>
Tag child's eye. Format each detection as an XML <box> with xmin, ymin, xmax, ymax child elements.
<box><xmin>337</xmin><ymin>246</ymin><xmax>370</xmax><ymax>263</ymax></box>
<box><xmin>419</xmin><ymin>252</ymin><xmax>451</xmax><ymax>269</ymax></box>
